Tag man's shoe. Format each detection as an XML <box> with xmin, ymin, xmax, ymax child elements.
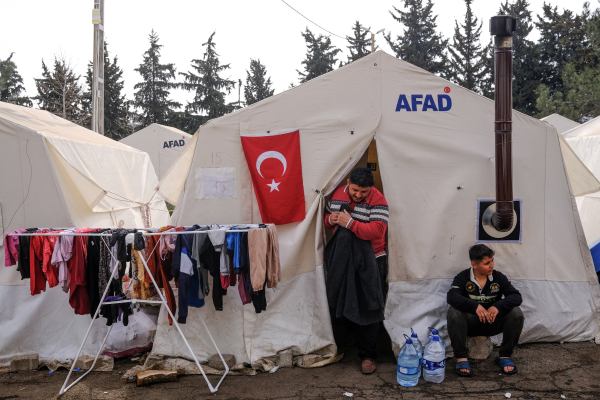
<box><xmin>361</xmin><ymin>358</ymin><xmax>376</xmax><ymax>374</ymax></box>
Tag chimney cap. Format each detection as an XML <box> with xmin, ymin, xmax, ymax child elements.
<box><xmin>490</xmin><ymin>15</ymin><xmax>517</xmax><ymax>36</ymax></box>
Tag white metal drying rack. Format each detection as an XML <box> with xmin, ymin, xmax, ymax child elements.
<box><xmin>7</xmin><ymin>224</ymin><xmax>267</xmax><ymax>395</ymax></box>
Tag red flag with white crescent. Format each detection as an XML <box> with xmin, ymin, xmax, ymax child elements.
<box><xmin>241</xmin><ymin>130</ymin><xmax>305</xmax><ymax>225</ymax></box>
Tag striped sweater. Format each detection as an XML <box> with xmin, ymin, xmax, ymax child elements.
<box><xmin>324</xmin><ymin>185</ymin><xmax>388</xmax><ymax>257</ymax></box>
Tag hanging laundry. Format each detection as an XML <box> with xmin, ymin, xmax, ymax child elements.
<box><xmin>238</xmin><ymin>233</ymin><xmax>252</xmax><ymax>305</ymax></box>
<box><xmin>52</xmin><ymin>232</ymin><xmax>74</xmax><ymax>293</ymax></box>
<box><xmin>97</xmin><ymin>235</ymin><xmax>112</xmax><ymax>299</ymax></box>
<box><xmin>133</xmin><ymin>232</ymin><xmax>145</xmax><ymax>251</ymax></box>
<box><xmin>100</xmin><ymin>296</ymin><xmax>132</xmax><ymax>326</ymax></box>
<box><xmin>69</xmin><ymin>236</ymin><xmax>90</xmax><ymax>315</ymax></box>
<box><xmin>198</xmin><ymin>232</ymin><xmax>226</xmax><ymax>311</ymax></box>
<box><xmin>191</xmin><ymin>229</ymin><xmax>210</xmax><ymax>300</ymax></box>
<box><xmin>4</xmin><ymin>229</ymin><xmax>25</xmax><ymax>267</ymax></box>
<box><xmin>87</xmin><ymin>236</ymin><xmax>101</xmax><ymax>317</ymax></box>
<box><xmin>29</xmin><ymin>235</ymin><xmax>47</xmax><ymax>295</ymax></box>
<box><xmin>42</xmin><ymin>235</ymin><xmax>59</xmax><ymax>288</ymax></box>
<box><xmin>159</xmin><ymin>227</ymin><xmax>177</xmax><ymax>260</ymax></box>
<box><xmin>172</xmin><ymin>226</ymin><xmax>204</xmax><ymax>323</ymax></box>
<box><xmin>248</xmin><ymin>225</ymin><xmax>281</xmax><ymax>291</ymax></box>
<box><xmin>146</xmin><ymin>227</ymin><xmax>177</xmax><ymax>325</ymax></box>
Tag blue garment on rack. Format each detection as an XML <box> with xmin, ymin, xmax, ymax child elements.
<box><xmin>171</xmin><ymin>225</ymin><xmax>203</xmax><ymax>324</ymax></box>
<box><xmin>226</xmin><ymin>227</ymin><xmax>244</xmax><ymax>274</ymax></box>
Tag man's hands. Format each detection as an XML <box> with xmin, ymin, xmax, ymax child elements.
<box><xmin>329</xmin><ymin>210</ymin><xmax>352</xmax><ymax>228</ymax></box>
<box><xmin>476</xmin><ymin>305</ymin><xmax>499</xmax><ymax>323</ymax></box>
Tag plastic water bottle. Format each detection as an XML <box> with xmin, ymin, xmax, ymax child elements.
<box><xmin>423</xmin><ymin>331</ymin><xmax>446</xmax><ymax>383</ymax></box>
<box><xmin>397</xmin><ymin>334</ymin><xmax>420</xmax><ymax>387</ymax></box>
<box><xmin>410</xmin><ymin>327</ymin><xmax>423</xmax><ymax>377</ymax></box>
<box><xmin>425</xmin><ymin>327</ymin><xmax>447</xmax><ymax>347</ymax></box>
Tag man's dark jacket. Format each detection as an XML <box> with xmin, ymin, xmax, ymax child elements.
<box><xmin>324</xmin><ymin>225</ymin><xmax>384</xmax><ymax>326</ymax></box>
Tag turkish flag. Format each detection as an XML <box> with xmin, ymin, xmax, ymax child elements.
<box><xmin>241</xmin><ymin>130</ymin><xmax>306</xmax><ymax>225</ymax></box>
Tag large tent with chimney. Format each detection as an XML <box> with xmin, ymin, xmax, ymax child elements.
<box><xmin>0</xmin><ymin>101</ymin><xmax>170</xmax><ymax>366</ymax></box>
<box><xmin>120</xmin><ymin>123</ymin><xmax>192</xmax><ymax>180</ymax></box>
<box><xmin>150</xmin><ymin>51</ymin><xmax>600</xmax><ymax>363</ymax></box>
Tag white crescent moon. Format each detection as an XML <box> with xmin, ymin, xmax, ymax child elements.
<box><xmin>256</xmin><ymin>151</ymin><xmax>287</xmax><ymax>178</ymax></box>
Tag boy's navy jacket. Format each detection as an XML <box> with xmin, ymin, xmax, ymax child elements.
<box><xmin>447</xmin><ymin>268</ymin><xmax>522</xmax><ymax>315</ymax></box>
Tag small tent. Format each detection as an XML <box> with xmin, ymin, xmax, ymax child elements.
<box><xmin>541</xmin><ymin>113</ymin><xmax>580</xmax><ymax>135</ymax></box>
<box><xmin>0</xmin><ymin>102</ymin><xmax>170</xmax><ymax>366</ymax></box>
<box><xmin>120</xmin><ymin>123</ymin><xmax>192</xmax><ymax>180</ymax></box>
<box><xmin>152</xmin><ymin>51</ymin><xmax>600</xmax><ymax>364</ymax></box>
<box><xmin>564</xmin><ymin>116</ymin><xmax>600</xmax><ymax>247</ymax></box>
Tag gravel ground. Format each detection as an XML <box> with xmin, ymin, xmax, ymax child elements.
<box><xmin>1</xmin><ymin>341</ymin><xmax>600</xmax><ymax>400</ymax></box>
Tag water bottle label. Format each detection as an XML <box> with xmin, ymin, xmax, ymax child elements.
<box><xmin>423</xmin><ymin>359</ymin><xmax>445</xmax><ymax>371</ymax></box>
<box><xmin>397</xmin><ymin>365</ymin><xmax>419</xmax><ymax>375</ymax></box>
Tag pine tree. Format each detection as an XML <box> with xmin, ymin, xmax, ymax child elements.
<box><xmin>487</xmin><ymin>0</ymin><xmax>542</xmax><ymax>115</ymax></box>
<box><xmin>179</xmin><ymin>32</ymin><xmax>236</xmax><ymax>128</ymax></box>
<box><xmin>244</xmin><ymin>59</ymin><xmax>274</xmax><ymax>106</ymax></box>
<box><xmin>34</xmin><ymin>56</ymin><xmax>86</xmax><ymax>125</ymax></box>
<box><xmin>133</xmin><ymin>30</ymin><xmax>180</xmax><ymax>128</ymax></box>
<box><xmin>297</xmin><ymin>28</ymin><xmax>341</xmax><ymax>83</ymax></box>
<box><xmin>535</xmin><ymin>4</ymin><xmax>595</xmax><ymax>95</ymax></box>
<box><xmin>83</xmin><ymin>42</ymin><xmax>129</xmax><ymax>139</ymax></box>
<box><xmin>0</xmin><ymin>53</ymin><xmax>31</xmax><ymax>106</ymax></box>
<box><xmin>448</xmin><ymin>0</ymin><xmax>490</xmax><ymax>94</ymax></box>
<box><xmin>536</xmin><ymin>64</ymin><xmax>600</xmax><ymax>122</ymax></box>
<box><xmin>480</xmin><ymin>43</ymin><xmax>495</xmax><ymax>99</ymax></box>
<box><xmin>385</xmin><ymin>0</ymin><xmax>448</xmax><ymax>75</ymax></box>
<box><xmin>346</xmin><ymin>21</ymin><xmax>371</xmax><ymax>63</ymax></box>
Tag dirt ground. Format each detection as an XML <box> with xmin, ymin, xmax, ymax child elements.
<box><xmin>1</xmin><ymin>340</ymin><xmax>600</xmax><ymax>400</ymax></box>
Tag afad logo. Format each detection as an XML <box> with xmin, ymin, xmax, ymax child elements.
<box><xmin>163</xmin><ymin>137</ymin><xmax>186</xmax><ymax>149</ymax></box>
<box><xmin>395</xmin><ymin>87</ymin><xmax>452</xmax><ymax>112</ymax></box>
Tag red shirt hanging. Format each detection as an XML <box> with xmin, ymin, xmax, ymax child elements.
<box><xmin>241</xmin><ymin>130</ymin><xmax>306</xmax><ymax>225</ymax></box>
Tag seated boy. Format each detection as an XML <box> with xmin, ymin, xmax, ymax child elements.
<box><xmin>446</xmin><ymin>244</ymin><xmax>524</xmax><ymax>376</ymax></box>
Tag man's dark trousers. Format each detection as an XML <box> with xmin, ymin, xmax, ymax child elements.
<box><xmin>330</xmin><ymin>256</ymin><xmax>388</xmax><ymax>360</ymax></box>
<box><xmin>447</xmin><ymin>305</ymin><xmax>524</xmax><ymax>359</ymax></box>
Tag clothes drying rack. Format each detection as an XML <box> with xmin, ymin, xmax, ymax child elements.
<box><xmin>8</xmin><ymin>225</ymin><xmax>266</xmax><ymax>395</ymax></box>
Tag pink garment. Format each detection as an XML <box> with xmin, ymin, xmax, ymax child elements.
<box><xmin>238</xmin><ymin>271</ymin><xmax>251</xmax><ymax>305</ymax></box>
<box><xmin>51</xmin><ymin>234</ymin><xmax>74</xmax><ymax>292</ymax></box>
<box><xmin>159</xmin><ymin>228</ymin><xmax>177</xmax><ymax>260</ymax></box>
<box><xmin>4</xmin><ymin>229</ymin><xmax>25</xmax><ymax>267</ymax></box>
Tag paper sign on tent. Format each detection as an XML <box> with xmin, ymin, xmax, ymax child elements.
<box><xmin>241</xmin><ymin>130</ymin><xmax>305</xmax><ymax>225</ymax></box>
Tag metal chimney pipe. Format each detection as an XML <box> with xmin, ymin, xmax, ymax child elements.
<box><xmin>490</xmin><ymin>15</ymin><xmax>517</xmax><ymax>232</ymax></box>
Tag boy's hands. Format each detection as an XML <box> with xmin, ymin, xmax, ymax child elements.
<box><xmin>476</xmin><ymin>305</ymin><xmax>499</xmax><ymax>323</ymax></box>
<box><xmin>487</xmin><ymin>306</ymin><xmax>499</xmax><ymax>323</ymax></box>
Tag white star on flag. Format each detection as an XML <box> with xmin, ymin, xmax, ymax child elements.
<box><xmin>267</xmin><ymin>179</ymin><xmax>281</xmax><ymax>192</ymax></box>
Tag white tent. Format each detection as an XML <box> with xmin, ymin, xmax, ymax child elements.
<box><xmin>151</xmin><ymin>51</ymin><xmax>600</xmax><ymax>364</ymax></box>
<box><xmin>0</xmin><ymin>102</ymin><xmax>170</xmax><ymax>366</ymax></box>
<box><xmin>564</xmin><ymin>115</ymin><xmax>600</xmax><ymax>246</ymax></box>
<box><xmin>541</xmin><ymin>113</ymin><xmax>580</xmax><ymax>135</ymax></box>
<box><xmin>120</xmin><ymin>123</ymin><xmax>192</xmax><ymax>180</ymax></box>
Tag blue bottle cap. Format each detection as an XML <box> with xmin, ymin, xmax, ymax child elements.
<box><xmin>403</xmin><ymin>333</ymin><xmax>413</xmax><ymax>344</ymax></box>
<box><xmin>410</xmin><ymin>327</ymin><xmax>418</xmax><ymax>338</ymax></box>
<box><xmin>49</xmin><ymin>370</ymin><xmax>54</xmax><ymax>374</ymax></box>
<box><xmin>428</xmin><ymin>327</ymin><xmax>439</xmax><ymax>335</ymax></box>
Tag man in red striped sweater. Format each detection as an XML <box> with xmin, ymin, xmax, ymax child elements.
<box><xmin>324</xmin><ymin>167</ymin><xmax>389</xmax><ymax>374</ymax></box>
